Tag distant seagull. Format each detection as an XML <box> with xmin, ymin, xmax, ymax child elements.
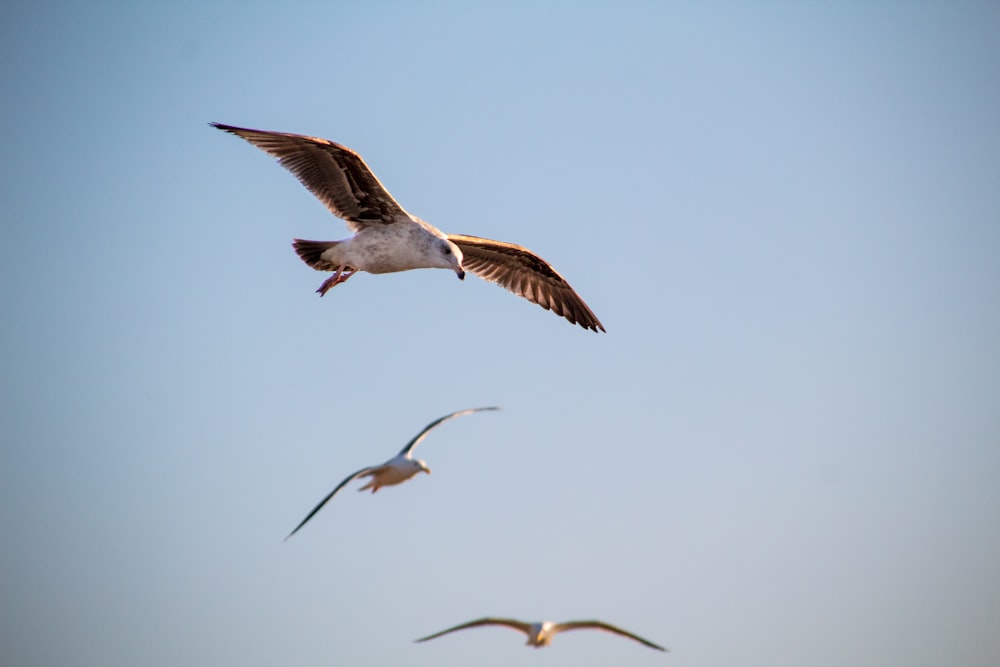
<box><xmin>285</xmin><ymin>407</ymin><xmax>498</xmax><ymax>539</ymax></box>
<box><xmin>211</xmin><ymin>123</ymin><xmax>605</xmax><ymax>332</ymax></box>
<box><xmin>415</xmin><ymin>617</ymin><xmax>667</xmax><ymax>652</ymax></box>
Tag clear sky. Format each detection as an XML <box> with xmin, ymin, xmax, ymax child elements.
<box><xmin>2</xmin><ymin>2</ymin><xmax>999</xmax><ymax>666</ymax></box>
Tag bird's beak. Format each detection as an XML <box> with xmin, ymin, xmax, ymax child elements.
<box><xmin>456</xmin><ymin>269</ymin><xmax>465</xmax><ymax>281</ymax></box>
<box><xmin>424</xmin><ymin>468</ymin><xmax>432</xmax><ymax>475</ymax></box>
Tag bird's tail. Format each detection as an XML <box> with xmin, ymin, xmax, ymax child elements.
<box><xmin>292</xmin><ymin>239</ymin><xmax>341</xmax><ymax>271</ymax></box>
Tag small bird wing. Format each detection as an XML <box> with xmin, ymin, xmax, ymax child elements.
<box><xmin>398</xmin><ymin>407</ymin><xmax>499</xmax><ymax>457</ymax></box>
<box><xmin>211</xmin><ymin>123</ymin><xmax>412</xmax><ymax>230</ymax></box>
<box><xmin>448</xmin><ymin>234</ymin><xmax>605</xmax><ymax>333</ymax></box>
<box><xmin>552</xmin><ymin>620</ymin><xmax>667</xmax><ymax>652</ymax></box>
<box><xmin>284</xmin><ymin>466</ymin><xmax>377</xmax><ymax>540</ymax></box>
<box><xmin>415</xmin><ymin>617</ymin><xmax>532</xmax><ymax>643</ymax></box>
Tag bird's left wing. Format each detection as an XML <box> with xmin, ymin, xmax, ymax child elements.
<box><xmin>448</xmin><ymin>234</ymin><xmax>605</xmax><ymax>333</ymax></box>
<box><xmin>397</xmin><ymin>407</ymin><xmax>499</xmax><ymax>457</ymax></box>
<box><xmin>553</xmin><ymin>620</ymin><xmax>667</xmax><ymax>652</ymax></box>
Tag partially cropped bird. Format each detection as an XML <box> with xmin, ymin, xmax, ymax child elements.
<box><xmin>212</xmin><ymin>123</ymin><xmax>604</xmax><ymax>332</ymax></box>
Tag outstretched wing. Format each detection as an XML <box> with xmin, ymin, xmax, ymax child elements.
<box><xmin>284</xmin><ymin>466</ymin><xmax>376</xmax><ymax>540</ymax></box>
<box><xmin>553</xmin><ymin>620</ymin><xmax>667</xmax><ymax>652</ymax></box>
<box><xmin>398</xmin><ymin>407</ymin><xmax>499</xmax><ymax>457</ymax></box>
<box><xmin>448</xmin><ymin>234</ymin><xmax>605</xmax><ymax>333</ymax></box>
<box><xmin>415</xmin><ymin>617</ymin><xmax>531</xmax><ymax>643</ymax></box>
<box><xmin>212</xmin><ymin>123</ymin><xmax>413</xmax><ymax>230</ymax></box>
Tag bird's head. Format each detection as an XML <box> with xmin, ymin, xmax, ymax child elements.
<box><xmin>414</xmin><ymin>459</ymin><xmax>432</xmax><ymax>475</ymax></box>
<box><xmin>436</xmin><ymin>238</ymin><xmax>465</xmax><ymax>280</ymax></box>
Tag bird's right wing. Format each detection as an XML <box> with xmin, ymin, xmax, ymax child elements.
<box><xmin>284</xmin><ymin>466</ymin><xmax>376</xmax><ymax>540</ymax></box>
<box><xmin>212</xmin><ymin>123</ymin><xmax>413</xmax><ymax>230</ymax></box>
<box><xmin>415</xmin><ymin>617</ymin><xmax>531</xmax><ymax>643</ymax></box>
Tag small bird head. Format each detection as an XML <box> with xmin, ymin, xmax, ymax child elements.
<box><xmin>415</xmin><ymin>459</ymin><xmax>431</xmax><ymax>475</ymax></box>
<box><xmin>437</xmin><ymin>239</ymin><xmax>465</xmax><ymax>280</ymax></box>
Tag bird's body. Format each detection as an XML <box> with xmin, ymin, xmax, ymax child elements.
<box><xmin>285</xmin><ymin>407</ymin><xmax>498</xmax><ymax>539</ymax></box>
<box><xmin>523</xmin><ymin>621</ymin><xmax>558</xmax><ymax>647</ymax></box>
<box><xmin>354</xmin><ymin>455</ymin><xmax>428</xmax><ymax>492</ymax></box>
<box><xmin>212</xmin><ymin>123</ymin><xmax>604</xmax><ymax>332</ymax></box>
<box><xmin>415</xmin><ymin>616</ymin><xmax>667</xmax><ymax>652</ymax></box>
<box><xmin>294</xmin><ymin>218</ymin><xmax>461</xmax><ymax>277</ymax></box>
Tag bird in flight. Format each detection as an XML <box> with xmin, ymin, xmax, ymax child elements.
<box><xmin>415</xmin><ymin>617</ymin><xmax>667</xmax><ymax>652</ymax></box>
<box><xmin>212</xmin><ymin>123</ymin><xmax>604</xmax><ymax>332</ymax></box>
<box><xmin>285</xmin><ymin>407</ymin><xmax>499</xmax><ymax>539</ymax></box>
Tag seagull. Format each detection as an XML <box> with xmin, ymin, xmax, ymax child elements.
<box><xmin>285</xmin><ymin>407</ymin><xmax>498</xmax><ymax>539</ymax></box>
<box><xmin>415</xmin><ymin>617</ymin><xmax>667</xmax><ymax>652</ymax></box>
<box><xmin>211</xmin><ymin>123</ymin><xmax>605</xmax><ymax>332</ymax></box>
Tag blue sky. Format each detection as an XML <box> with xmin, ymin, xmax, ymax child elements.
<box><xmin>2</xmin><ymin>2</ymin><xmax>999</xmax><ymax>666</ymax></box>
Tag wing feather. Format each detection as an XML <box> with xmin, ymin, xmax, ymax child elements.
<box><xmin>415</xmin><ymin>617</ymin><xmax>532</xmax><ymax>643</ymax></box>
<box><xmin>284</xmin><ymin>466</ymin><xmax>377</xmax><ymax>540</ymax></box>
<box><xmin>212</xmin><ymin>123</ymin><xmax>412</xmax><ymax>230</ymax></box>
<box><xmin>398</xmin><ymin>407</ymin><xmax>499</xmax><ymax>457</ymax></box>
<box><xmin>552</xmin><ymin>620</ymin><xmax>667</xmax><ymax>652</ymax></box>
<box><xmin>449</xmin><ymin>234</ymin><xmax>605</xmax><ymax>333</ymax></box>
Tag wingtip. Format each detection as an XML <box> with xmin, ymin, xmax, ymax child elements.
<box><xmin>210</xmin><ymin>122</ymin><xmax>244</xmax><ymax>134</ymax></box>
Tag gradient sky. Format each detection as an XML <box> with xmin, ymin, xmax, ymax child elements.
<box><xmin>2</xmin><ymin>2</ymin><xmax>999</xmax><ymax>666</ymax></box>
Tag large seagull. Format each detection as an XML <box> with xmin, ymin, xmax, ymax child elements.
<box><xmin>285</xmin><ymin>407</ymin><xmax>498</xmax><ymax>539</ymax></box>
<box><xmin>212</xmin><ymin>123</ymin><xmax>605</xmax><ymax>332</ymax></box>
<box><xmin>415</xmin><ymin>617</ymin><xmax>667</xmax><ymax>652</ymax></box>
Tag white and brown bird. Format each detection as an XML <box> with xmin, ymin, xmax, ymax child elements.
<box><xmin>415</xmin><ymin>617</ymin><xmax>667</xmax><ymax>652</ymax></box>
<box><xmin>285</xmin><ymin>407</ymin><xmax>498</xmax><ymax>539</ymax></box>
<box><xmin>212</xmin><ymin>123</ymin><xmax>604</xmax><ymax>332</ymax></box>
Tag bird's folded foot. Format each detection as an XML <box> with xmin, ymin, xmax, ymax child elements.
<box><xmin>316</xmin><ymin>267</ymin><xmax>356</xmax><ymax>296</ymax></box>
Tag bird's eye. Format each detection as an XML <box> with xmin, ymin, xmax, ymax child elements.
<box><xmin>443</xmin><ymin>246</ymin><xmax>452</xmax><ymax>255</ymax></box>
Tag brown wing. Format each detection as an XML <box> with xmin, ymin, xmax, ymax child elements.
<box><xmin>449</xmin><ymin>234</ymin><xmax>605</xmax><ymax>333</ymax></box>
<box><xmin>552</xmin><ymin>620</ymin><xmax>667</xmax><ymax>652</ymax></box>
<box><xmin>212</xmin><ymin>123</ymin><xmax>412</xmax><ymax>230</ymax></box>
<box><xmin>415</xmin><ymin>617</ymin><xmax>532</xmax><ymax>643</ymax></box>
